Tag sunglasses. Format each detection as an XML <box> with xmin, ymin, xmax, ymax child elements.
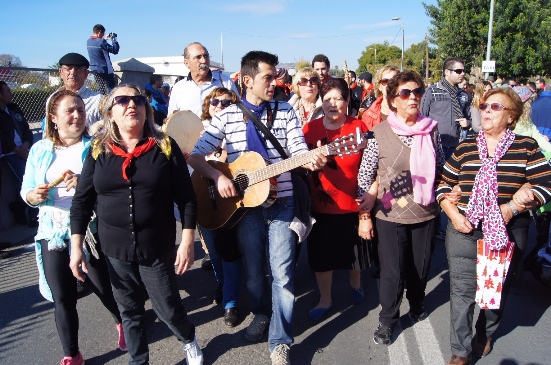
<box><xmin>210</xmin><ymin>98</ymin><xmax>232</xmax><ymax>108</ymax></box>
<box><xmin>479</xmin><ymin>103</ymin><xmax>510</xmax><ymax>111</ymax></box>
<box><xmin>395</xmin><ymin>87</ymin><xmax>425</xmax><ymax>100</ymax></box>
<box><xmin>448</xmin><ymin>68</ymin><xmax>465</xmax><ymax>74</ymax></box>
<box><xmin>298</xmin><ymin>77</ymin><xmax>319</xmax><ymax>86</ymax></box>
<box><xmin>113</xmin><ymin>95</ymin><xmax>148</xmax><ymax>106</ymax></box>
<box><xmin>380</xmin><ymin>78</ymin><xmax>390</xmax><ymax>86</ymax></box>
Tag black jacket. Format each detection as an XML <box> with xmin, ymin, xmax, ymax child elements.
<box><xmin>0</xmin><ymin>103</ymin><xmax>33</xmax><ymax>154</ymax></box>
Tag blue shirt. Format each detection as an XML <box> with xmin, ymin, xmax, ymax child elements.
<box><xmin>531</xmin><ymin>91</ymin><xmax>551</xmax><ymax>140</ymax></box>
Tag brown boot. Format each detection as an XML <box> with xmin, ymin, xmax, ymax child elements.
<box><xmin>472</xmin><ymin>334</ymin><xmax>492</xmax><ymax>357</ymax></box>
<box><xmin>446</xmin><ymin>355</ymin><xmax>471</xmax><ymax>365</ymax></box>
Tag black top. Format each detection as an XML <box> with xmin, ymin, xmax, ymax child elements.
<box><xmin>70</xmin><ymin>137</ymin><xmax>197</xmax><ymax>262</ymax></box>
<box><xmin>0</xmin><ymin>102</ymin><xmax>33</xmax><ymax>154</ymax></box>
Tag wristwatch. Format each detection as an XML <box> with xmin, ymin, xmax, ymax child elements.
<box><xmin>508</xmin><ymin>201</ymin><xmax>519</xmax><ymax>216</ymax></box>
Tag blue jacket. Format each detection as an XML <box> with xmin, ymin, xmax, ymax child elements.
<box><xmin>531</xmin><ymin>91</ymin><xmax>551</xmax><ymax>141</ymax></box>
<box><xmin>145</xmin><ymin>83</ymin><xmax>168</xmax><ymax>115</ymax></box>
<box><xmin>21</xmin><ymin>136</ymin><xmax>92</xmax><ymax>302</ymax></box>
<box><xmin>87</xmin><ymin>36</ymin><xmax>119</xmax><ymax>74</ymax></box>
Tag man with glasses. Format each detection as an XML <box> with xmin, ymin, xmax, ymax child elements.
<box><xmin>421</xmin><ymin>57</ymin><xmax>471</xmax><ymax>241</ymax></box>
<box><xmin>168</xmin><ymin>42</ymin><xmax>238</xmax><ymax>118</ymax></box>
<box><xmin>57</xmin><ymin>53</ymin><xmax>102</xmax><ymax>128</ymax></box>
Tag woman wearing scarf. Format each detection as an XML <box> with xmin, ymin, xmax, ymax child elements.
<box><xmin>357</xmin><ymin>71</ymin><xmax>446</xmax><ymax>346</ymax></box>
<box><xmin>437</xmin><ymin>87</ymin><xmax>551</xmax><ymax>365</ymax></box>
<box><xmin>69</xmin><ymin>85</ymin><xmax>204</xmax><ymax>365</ymax></box>
<box><xmin>288</xmin><ymin>67</ymin><xmax>324</xmax><ymax>125</ymax></box>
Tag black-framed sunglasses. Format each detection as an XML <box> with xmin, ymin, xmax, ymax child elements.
<box><xmin>479</xmin><ymin>103</ymin><xmax>510</xmax><ymax>111</ymax></box>
<box><xmin>380</xmin><ymin>78</ymin><xmax>390</xmax><ymax>86</ymax></box>
<box><xmin>395</xmin><ymin>87</ymin><xmax>425</xmax><ymax>100</ymax></box>
<box><xmin>210</xmin><ymin>98</ymin><xmax>232</xmax><ymax>108</ymax></box>
<box><xmin>298</xmin><ymin>77</ymin><xmax>319</xmax><ymax>86</ymax></box>
<box><xmin>448</xmin><ymin>68</ymin><xmax>465</xmax><ymax>74</ymax></box>
<box><xmin>113</xmin><ymin>95</ymin><xmax>148</xmax><ymax>106</ymax></box>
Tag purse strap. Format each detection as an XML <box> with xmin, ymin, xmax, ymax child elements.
<box><xmin>236</xmin><ymin>101</ymin><xmax>288</xmax><ymax>159</ymax></box>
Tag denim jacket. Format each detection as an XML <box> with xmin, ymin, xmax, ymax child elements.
<box><xmin>20</xmin><ymin>136</ymin><xmax>92</xmax><ymax>302</ymax></box>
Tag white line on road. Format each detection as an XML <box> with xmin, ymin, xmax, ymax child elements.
<box><xmin>388</xmin><ymin>321</ymin><xmax>411</xmax><ymax>365</ymax></box>
<box><xmin>413</xmin><ymin>318</ymin><xmax>445</xmax><ymax>365</ymax></box>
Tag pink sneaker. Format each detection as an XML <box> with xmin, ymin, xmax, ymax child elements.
<box><xmin>116</xmin><ymin>323</ymin><xmax>127</xmax><ymax>351</ymax></box>
<box><xmin>59</xmin><ymin>351</ymin><xmax>84</xmax><ymax>365</ymax></box>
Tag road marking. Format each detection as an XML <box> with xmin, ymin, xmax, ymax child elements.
<box><xmin>388</xmin><ymin>321</ymin><xmax>411</xmax><ymax>365</ymax></box>
<box><xmin>413</xmin><ymin>318</ymin><xmax>445</xmax><ymax>365</ymax></box>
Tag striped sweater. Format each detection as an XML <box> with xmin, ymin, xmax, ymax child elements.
<box><xmin>436</xmin><ymin>135</ymin><xmax>551</xmax><ymax>221</ymax></box>
<box><xmin>191</xmin><ymin>100</ymin><xmax>309</xmax><ymax>198</ymax></box>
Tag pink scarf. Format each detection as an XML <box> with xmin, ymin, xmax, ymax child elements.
<box><xmin>387</xmin><ymin>112</ymin><xmax>438</xmax><ymax>205</ymax></box>
<box><xmin>465</xmin><ymin>130</ymin><xmax>515</xmax><ymax>250</ymax></box>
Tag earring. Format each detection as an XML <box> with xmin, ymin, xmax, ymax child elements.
<box><xmin>54</xmin><ymin>124</ymin><xmax>57</xmax><ymax>130</ymax></box>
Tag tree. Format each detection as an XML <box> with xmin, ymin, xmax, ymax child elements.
<box><xmin>404</xmin><ymin>40</ymin><xmax>440</xmax><ymax>82</ymax></box>
<box><xmin>423</xmin><ymin>0</ymin><xmax>551</xmax><ymax>77</ymax></box>
<box><xmin>0</xmin><ymin>54</ymin><xmax>23</xmax><ymax>67</ymax></box>
<box><xmin>294</xmin><ymin>58</ymin><xmax>311</xmax><ymax>71</ymax></box>
<box><xmin>357</xmin><ymin>42</ymin><xmax>401</xmax><ymax>75</ymax></box>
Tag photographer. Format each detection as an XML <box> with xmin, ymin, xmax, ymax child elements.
<box><xmin>87</xmin><ymin>24</ymin><xmax>120</xmax><ymax>94</ymax></box>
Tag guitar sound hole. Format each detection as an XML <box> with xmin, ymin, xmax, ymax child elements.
<box><xmin>234</xmin><ymin>174</ymin><xmax>250</xmax><ymax>194</ymax></box>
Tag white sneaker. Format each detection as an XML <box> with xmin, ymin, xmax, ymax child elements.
<box><xmin>183</xmin><ymin>336</ymin><xmax>203</xmax><ymax>365</ymax></box>
<box><xmin>270</xmin><ymin>344</ymin><xmax>291</xmax><ymax>365</ymax></box>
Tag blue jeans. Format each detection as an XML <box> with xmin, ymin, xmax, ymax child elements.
<box><xmin>237</xmin><ymin>198</ymin><xmax>296</xmax><ymax>352</ymax></box>
<box><xmin>105</xmin><ymin>252</ymin><xmax>195</xmax><ymax>365</ymax></box>
<box><xmin>199</xmin><ymin>226</ymin><xmax>242</xmax><ymax>309</ymax></box>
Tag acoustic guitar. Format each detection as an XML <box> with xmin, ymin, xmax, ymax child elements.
<box><xmin>191</xmin><ymin>129</ymin><xmax>366</xmax><ymax>230</ymax></box>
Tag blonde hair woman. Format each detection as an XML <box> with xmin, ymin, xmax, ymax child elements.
<box><xmin>288</xmin><ymin>67</ymin><xmax>324</xmax><ymax>125</ymax></box>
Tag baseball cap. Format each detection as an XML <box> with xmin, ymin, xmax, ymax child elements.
<box><xmin>358</xmin><ymin>72</ymin><xmax>372</xmax><ymax>83</ymax></box>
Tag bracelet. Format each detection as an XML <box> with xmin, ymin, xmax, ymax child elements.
<box><xmin>508</xmin><ymin>201</ymin><xmax>519</xmax><ymax>216</ymax></box>
<box><xmin>359</xmin><ymin>212</ymin><xmax>371</xmax><ymax>220</ymax></box>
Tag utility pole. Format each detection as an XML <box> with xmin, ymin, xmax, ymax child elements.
<box><xmin>484</xmin><ymin>0</ymin><xmax>495</xmax><ymax>80</ymax></box>
<box><xmin>425</xmin><ymin>34</ymin><xmax>429</xmax><ymax>82</ymax></box>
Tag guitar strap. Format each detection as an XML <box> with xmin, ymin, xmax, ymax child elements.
<box><xmin>237</xmin><ymin>101</ymin><xmax>288</xmax><ymax>159</ymax></box>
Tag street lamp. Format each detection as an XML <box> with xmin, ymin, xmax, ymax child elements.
<box><xmin>392</xmin><ymin>17</ymin><xmax>405</xmax><ymax>71</ymax></box>
<box><xmin>368</xmin><ymin>46</ymin><xmax>377</xmax><ymax>67</ymax></box>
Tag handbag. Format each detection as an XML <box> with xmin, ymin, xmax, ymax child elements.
<box><xmin>475</xmin><ymin>239</ymin><xmax>515</xmax><ymax>309</ymax></box>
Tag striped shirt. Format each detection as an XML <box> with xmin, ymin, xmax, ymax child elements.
<box><xmin>191</xmin><ymin>101</ymin><xmax>309</xmax><ymax>198</ymax></box>
<box><xmin>436</xmin><ymin>135</ymin><xmax>551</xmax><ymax>214</ymax></box>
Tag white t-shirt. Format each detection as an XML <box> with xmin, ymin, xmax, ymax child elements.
<box><xmin>45</xmin><ymin>141</ymin><xmax>85</xmax><ymax>209</ymax></box>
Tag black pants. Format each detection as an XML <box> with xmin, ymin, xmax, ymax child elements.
<box><xmin>105</xmin><ymin>251</ymin><xmax>195</xmax><ymax>365</ymax></box>
<box><xmin>40</xmin><ymin>240</ymin><xmax>122</xmax><ymax>357</ymax></box>
<box><xmin>375</xmin><ymin>218</ymin><xmax>436</xmax><ymax>327</ymax></box>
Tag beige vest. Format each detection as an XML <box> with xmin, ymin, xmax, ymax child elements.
<box><xmin>372</xmin><ymin>121</ymin><xmax>438</xmax><ymax>224</ymax></box>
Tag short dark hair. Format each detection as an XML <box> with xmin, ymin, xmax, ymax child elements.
<box><xmin>320</xmin><ymin>78</ymin><xmax>349</xmax><ymax>101</ymax></box>
<box><xmin>528</xmin><ymin>81</ymin><xmax>537</xmax><ymax>90</ymax></box>
<box><xmin>150</xmin><ymin>74</ymin><xmax>163</xmax><ymax>84</ymax></box>
<box><xmin>386</xmin><ymin>70</ymin><xmax>425</xmax><ymax>112</ymax></box>
<box><xmin>312</xmin><ymin>54</ymin><xmax>330</xmax><ymax>68</ymax></box>
<box><xmin>93</xmin><ymin>24</ymin><xmax>105</xmax><ymax>34</ymax></box>
<box><xmin>537</xmin><ymin>78</ymin><xmax>546</xmax><ymax>84</ymax></box>
<box><xmin>0</xmin><ymin>80</ymin><xmax>7</xmax><ymax>91</ymax></box>
<box><xmin>348</xmin><ymin>70</ymin><xmax>356</xmax><ymax>79</ymax></box>
<box><xmin>241</xmin><ymin>51</ymin><xmax>278</xmax><ymax>79</ymax></box>
<box><xmin>442</xmin><ymin>57</ymin><xmax>464</xmax><ymax>75</ymax></box>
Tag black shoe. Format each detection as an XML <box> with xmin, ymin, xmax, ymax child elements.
<box><xmin>373</xmin><ymin>322</ymin><xmax>394</xmax><ymax>345</ymax></box>
<box><xmin>9</xmin><ymin>201</ymin><xmax>28</xmax><ymax>225</ymax></box>
<box><xmin>408</xmin><ymin>310</ymin><xmax>427</xmax><ymax>322</ymax></box>
<box><xmin>76</xmin><ymin>279</ymin><xmax>89</xmax><ymax>298</ymax></box>
<box><xmin>0</xmin><ymin>242</ymin><xmax>11</xmax><ymax>250</ymax></box>
<box><xmin>0</xmin><ymin>249</ymin><xmax>11</xmax><ymax>259</ymax></box>
<box><xmin>212</xmin><ymin>284</ymin><xmax>222</xmax><ymax>305</ymax></box>
<box><xmin>224</xmin><ymin>308</ymin><xmax>239</xmax><ymax>327</ymax></box>
<box><xmin>201</xmin><ymin>254</ymin><xmax>212</xmax><ymax>270</ymax></box>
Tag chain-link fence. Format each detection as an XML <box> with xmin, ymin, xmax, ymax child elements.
<box><xmin>0</xmin><ymin>67</ymin><xmax>111</xmax><ymax>131</ymax></box>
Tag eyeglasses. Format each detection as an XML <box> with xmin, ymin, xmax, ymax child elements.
<box><xmin>479</xmin><ymin>103</ymin><xmax>510</xmax><ymax>111</ymax></box>
<box><xmin>189</xmin><ymin>53</ymin><xmax>210</xmax><ymax>61</ymax></box>
<box><xmin>210</xmin><ymin>98</ymin><xmax>232</xmax><ymax>108</ymax></box>
<box><xmin>380</xmin><ymin>78</ymin><xmax>390</xmax><ymax>86</ymax></box>
<box><xmin>61</xmin><ymin>65</ymin><xmax>86</xmax><ymax>72</ymax></box>
<box><xmin>113</xmin><ymin>95</ymin><xmax>148</xmax><ymax>107</ymax></box>
<box><xmin>395</xmin><ymin>87</ymin><xmax>424</xmax><ymax>100</ymax></box>
<box><xmin>298</xmin><ymin>77</ymin><xmax>319</xmax><ymax>86</ymax></box>
<box><xmin>448</xmin><ymin>68</ymin><xmax>465</xmax><ymax>74</ymax></box>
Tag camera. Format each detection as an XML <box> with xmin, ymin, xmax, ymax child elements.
<box><xmin>108</xmin><ymin>32</ymin><xmax>117</xmax><ymax>38</ymax></box>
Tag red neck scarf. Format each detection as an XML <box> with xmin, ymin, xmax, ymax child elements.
<box><xmin>109</xmin><ymin>137</ymin><xmax>156</xmax><ymax>180</ymax></box>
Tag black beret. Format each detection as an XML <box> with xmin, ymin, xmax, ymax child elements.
<box><xmin>358</xmin><ymin>72</ymin><xmax>372</xmax><ymax>83</ymax></box>
<box><xmin>59</xmin><ymin>53</ymin><xmax>90</xmax><ymax>68</ymax></box>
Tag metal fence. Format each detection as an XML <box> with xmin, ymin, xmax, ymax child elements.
<box><xmin>0</xmin><ymin>66</ymin><xmax>112</xmax><ymax>130</ymax></box>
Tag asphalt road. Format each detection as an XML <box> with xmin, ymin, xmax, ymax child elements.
<box><xmin>1</xmin><ymin>223</ymin><xmax>550</xmax><ymax>365</ymax></box>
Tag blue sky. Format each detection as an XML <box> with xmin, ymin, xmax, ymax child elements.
<box><xmin>2</xmin><ymin>0</ymin><xmax>436</xmax><ymax>73</ymax></box>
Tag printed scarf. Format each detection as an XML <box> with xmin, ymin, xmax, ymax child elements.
<box><xmin>465</xmin><ymin>130</ymin><xmax>516</xmax><ymax>250</ymax></box>
<box><xmin>440</xmin><ymin>78</ymin><xmax>464</xmax><ymax>121</ymax></box>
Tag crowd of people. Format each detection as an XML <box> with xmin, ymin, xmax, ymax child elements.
<box><xmin>1</xmin><ymin>29</ymin><xmax>551</xmax><ymax>365</ymax></box>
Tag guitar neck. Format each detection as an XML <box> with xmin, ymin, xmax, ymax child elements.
<box><xmin>248</xmin><ymin>145</ymin><xmax>329</xmax><ymax>185</ymax></box>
